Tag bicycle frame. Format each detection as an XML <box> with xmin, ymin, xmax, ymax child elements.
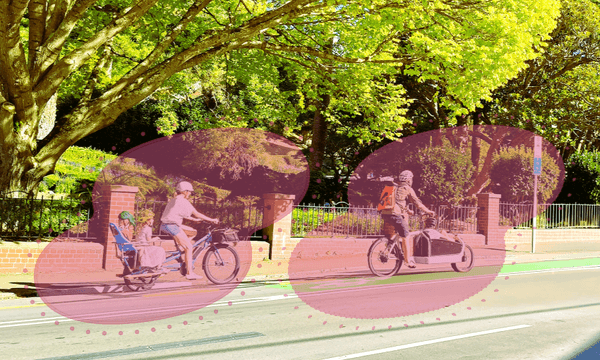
<box><xmin>161</xmin><ymin>231</ymin><xmax>215</xmax><ymax>273</ymax></box>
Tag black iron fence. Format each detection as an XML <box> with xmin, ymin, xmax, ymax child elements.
<box><xmin>500</xmin><ymin>203</ymin><xmax>600</xmax><ymax>229</ymax></box>
<box><xmin>0</xmin><ymin>195</ymin><xmax>94</xmax><ymax>240</ymax></box>
<box><xmin>291</xmin><ymin>203</ymin><xmax>478</xmax><ymax>237</ymax></box>
<box><xmin>135</xmin><ymin>198</ymin><xmax>264</xmax><ymax>240</ymax></box>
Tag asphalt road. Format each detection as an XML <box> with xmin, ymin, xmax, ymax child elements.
<box><xmin>1</xmin><ymin>265</ymin><xmax>600</xmax><ymax>359</ymax></box>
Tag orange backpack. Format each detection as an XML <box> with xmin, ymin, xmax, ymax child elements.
<box><xmin>377</xmin><ymin>185</ymin><xmax>396</xmax><ymax>211</ymax></box>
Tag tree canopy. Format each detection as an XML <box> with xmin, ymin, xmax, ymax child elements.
<box><xmin>0</xmin><ymin>0</ymin><xmax>560</xmax><ymax>194</ymax></box>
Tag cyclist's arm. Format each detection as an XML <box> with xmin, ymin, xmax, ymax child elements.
<box><xmin>190</xmin><ymin>209</ymin><xmax>219</xmax><ymax>224</ymax></box>
<box><xmin>408</xmin><ymin>188</ymin><xmax>435</xmax><ymax>215</ymax></box>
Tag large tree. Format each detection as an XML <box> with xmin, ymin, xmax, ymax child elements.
<box><xmin>0</xmin><ymin>0</ymin><xmax>559</xmax><ymax>194</ymax></box>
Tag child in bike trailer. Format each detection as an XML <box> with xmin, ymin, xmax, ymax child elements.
<box><xmin>378</xmin><ymin>170</ymin><xmax>435</xmax><ymax>268</ymax></box>
<box><xmin>118</xmin><ymin>211</ymin><xmax>136</xmax><ymax>242</ymax></box>
<box><xmin>160</xmin><ymin>181</ymin><xmax>219</xmax><ymax>280</ymax></box>
<box><xmin>135</xmin><ymin>209</ymin><xmax>166</xmax><ymax>269</ymax></box>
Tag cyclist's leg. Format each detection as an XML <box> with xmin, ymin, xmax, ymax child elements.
<box><xmin>172</xmin><ymin>232</ymin><xmax>194</xmax><ymax>275</ymax></box>
<box><xmin>395</xmin><ymin>215</ymin><xmax>413</xmax><ymax>265</ymax></box>
<box><xmin>161</xmin><ymin>223</ymin><xmax>196</xmax><ymax>277</ymax></box>
<box><xmin>180</xmin><ymin>224</ymin><xmax>197</xmax><ymax>240</ymax></box>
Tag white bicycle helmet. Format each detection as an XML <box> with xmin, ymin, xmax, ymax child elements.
<box><xmin>176</xmin><ymin>181</ymin><xmax>194</xmax><ymax>193</ymax></box>
<box><xmin>398</xmin><ymin>170</ymin><xmax>413</xmax><ymax>184</ymax></box>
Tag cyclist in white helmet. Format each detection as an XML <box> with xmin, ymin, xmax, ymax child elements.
<box><xmin>160</xmin><ymin>181</ymin><xmax>219</xmax><ymax>280</ymax></box>
<box><xmin>380</xmin><ymin>170</ymin><xmax>435</xmax><ymax>268</ymax></box>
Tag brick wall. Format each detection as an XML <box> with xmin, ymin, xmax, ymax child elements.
<box><xmin>0</xmin><ymin>244</ymin><xmax>43</xmax><ymax>274</ymax></box>
<box><xmin>504</xmin><ymin>228</ymin><xmax>600</xmax><ymax>252</ymax></box>
<box><xmin>0</xmin><ymin>242</ymin><xmax>103</xmax><ymax>274</ymax></box>
<box><xmin>0</xmin><ymin>240</ymin><xmax>269</xmax><ymax>274</ymax></box>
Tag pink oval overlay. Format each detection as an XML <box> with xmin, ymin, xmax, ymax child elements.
<box><xmin>35</xmin><ymin>128</ymin><xmax>309</xmax><ymax>324</ymax></box>
<box><xmin>290</xmin><ymin>125</ymin><xmax>564</xmax><ymax>318</ymax></box>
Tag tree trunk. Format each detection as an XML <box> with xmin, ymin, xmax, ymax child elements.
<box><xmin>465</xmin><ymin>126</ymin><xmax>508</xmax><ymax>197</ymax></box>
<box><xmin>471</xmin><ymin>119</ymin><xmax>481</xmax><ymax>172</ymax></box>
<box><xmin>309</xmin><ymin>94</ymin><xmax>331</xmax><ymax>172</ymax></box>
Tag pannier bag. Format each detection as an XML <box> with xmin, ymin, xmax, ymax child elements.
<box><xmin>212</xmin><ymin>229</ymin><xmax>239</xmax><ymax>242</ymax></box>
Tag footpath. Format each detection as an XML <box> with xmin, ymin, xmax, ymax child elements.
<box><xmin>1</xmin><ymin>247</ymin><xmax>600</xmax><ymax>304</ymax></box>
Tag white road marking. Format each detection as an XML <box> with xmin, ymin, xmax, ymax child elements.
<box><xmin>0</xmin><ymin>318</ymin><xmax>74</xmax><ymax>328</ymax></box>
<box><xmin>0</xmin><ymin>294</ymin><xmax>299</xmax><ymax>328</ymax></box>
<box><xmin>0</xmin><ymin>315</ymin><xmax>64</xmax><ymax>325</ymax></box>
<box><xmin>0</xmin><ymin>265</ymin><xmax>597</xmax><ymax>329</ymax></box>
<box><xmin>321</xmin><ymin>325</ymin><xmax>532</xmax><ymax>360</ymax></box>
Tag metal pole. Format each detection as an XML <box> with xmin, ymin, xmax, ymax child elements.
<box><xmin>532</xmin><ymin>175</ymin><xmax>538</xmax><ymax>253</ymax></box>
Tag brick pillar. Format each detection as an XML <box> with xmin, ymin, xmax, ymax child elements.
<box><xmin>477</xmin><ymin>193</ymin><xmax>501</xmax><ymax>246</ymax></box>
<box><xmin>97</xmin><ymin>185</ymin><xmax>139</xmax><ymax>270</ymax></box>
<box><xmin>262</xmin><ymin>193</ymin><xmax>295</xmax><ymax>260</ymax></box>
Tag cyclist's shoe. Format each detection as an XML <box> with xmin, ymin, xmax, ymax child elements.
<box><xmin>407</xmin><ymin>260</ymin><xmax>417</xmax><ymax>269</ymax></box>
<box><xmin>185</xmin><ymin>273</ymin><xmax>203</xmax><ymax>280</ymax></box>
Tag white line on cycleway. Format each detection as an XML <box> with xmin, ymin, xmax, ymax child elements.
<box><xmin>321</xmin><ymin>324</ymin><xmax>532</xmax><ymax>360</ymax></box>
<box><xmin>0</xmin><ymin>294</ymin><xmax>298</xmax><ymax>329</ymax></box>
<box><xmin>1</xmin><ymin>265</ymin><xmax>598</xmax><ymax>329</ymax></box>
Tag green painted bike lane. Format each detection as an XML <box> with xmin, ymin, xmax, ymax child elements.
<box><xmin>266</xmin><ymin>257</ymin><xmax>600</xmax><ymax>291</ymax></box>
<box><xmin>499</xmin><ymin>257</ymin><xmax>600</xmax><ymax>273</ymax></box>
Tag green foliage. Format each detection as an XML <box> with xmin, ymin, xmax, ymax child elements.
<box><xmin>183</xmin><ymin>130</ymin><xmax>307</xmax><ymax>181</ymax></box>
<box><xmin>415</xmin><ymin>139</ymin><xmax>475</xmax><ymax>206</ymax></box>
<box><xmin>556</xmin><ymin>151</ymin><xmax>600</xmax><ymax>203</ymax></box>
<box><xmin>291</xmin><ymin>207</ymin><xmax>382</xmax><ymax>237</ymax></box>
<box><xmin>291</xmin><ymin>207</ymin><xmax>345</xmax><ymax>237</ymax></box>
<box><xmin>490</xmin><ymin>146</ymin><xmax>561</xmax><ymax>203</ymax></box>
<box><xmin>476</xmin><ymin>0</ymin><xmax>600</xmax><ymax>153</ymax></box>
<box><xmin>38</xmin><ymin>146</ymin><xmax>117</xmax><ymax>198</ymax></box>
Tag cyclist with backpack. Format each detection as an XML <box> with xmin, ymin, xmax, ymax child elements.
<box><xmin>378</xmin><ymin>170</ymin><xmax>435</xmax><ymax>268</ymax></box>
<box><xmin>160</xmin><ymin>181</ymin><xmax>219</xmax><ymax>280</ymax></box>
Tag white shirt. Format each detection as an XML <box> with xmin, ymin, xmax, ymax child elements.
<box><xmin>137</xmin><ymin>225</ymin><xmax>153</xmax><ymax>244</ymax></box>
<box><xmin>160</xmin><ymin>195</ymin><xmax>195</xmax><ymax>226</ymax></box>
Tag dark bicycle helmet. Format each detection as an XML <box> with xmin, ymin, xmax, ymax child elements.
<box><xmin>425</xmin><ymin>216</ymin><xmax>437</xmax><ymax>229</ymax></box>
<box><xmin>119</xmin><ymin>211</ymin><xmax>136</xmax><ymax>227</ymax></box>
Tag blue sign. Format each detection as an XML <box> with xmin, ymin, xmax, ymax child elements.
<box><xmin>533</xmin><ymin>157</ymin><xmax>542</xmax><ymax>175</ymax></box>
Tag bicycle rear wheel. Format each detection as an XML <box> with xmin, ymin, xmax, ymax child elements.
<box><xmin>123</xmin><ymin>267</ymin><xmax>160</xmax><ymax>291</ymax></box>
<box><xmin>368</xmin><ymin>237</ymin><xmax>403</xmax><ymax>277</ymax></box>
<box><xmin>203</xmin><ymin>244</ymin><xmax>240</xmax><ymax>285</ymax></box>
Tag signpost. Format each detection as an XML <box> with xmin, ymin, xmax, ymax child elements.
<box><xmin>532</xmin><ymin>136</ymin><xmax>542</xmax><ymax>253</ymax></box>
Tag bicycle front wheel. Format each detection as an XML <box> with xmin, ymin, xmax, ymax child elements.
<box><xmin>203</xmin><ymin>244</ymin><xmax>240</xmax><ymax>285</ymax></box>
<box><xmin>368</xmin><ymin>237</ymin><xmax>402</xmax><ymax>277</ymax></box>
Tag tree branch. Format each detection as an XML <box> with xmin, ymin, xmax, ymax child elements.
<box><xmin>120</xmin><ymin>0</ymin><xmax>213</xmax><ymax>84</ymax></box>
<box><xmin>34</xmin><ymin>0</ymin><xmax>159</xmax><ymax>109</ymax></box>
<box><xmin>239</xmin><ymin>42</ymin><xmax>408</xmax><ymax>65</ymax></box>
<box><xmin>44</xmin><ymin>0</ymin><xmax>69</xmax><ymax>42</ymax></box>
<box><xmin>28</xmin><ymin>0</ymin><xmax>47</xmax><ymax>71</ymax></box>
<box><xmin>32</xmin><ymin>0</ymin><xmax>98</xmax><ymax>85</ymax></box>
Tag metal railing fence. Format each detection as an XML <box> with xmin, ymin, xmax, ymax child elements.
<box><xmin>291</xmin><ymin>203</ymin><xmax>479</xmax><ymax>237</ymax></box>
<box><xmin>135</xmin><ymin>198</ymin><xmax>263</xmax><ymax>240</ymax></box>
<box><xmin>499</xmin><ymin>203</ymin><xmax>600</xmax><ymax>229</ymax></box>
<box><xmin>0</xmin><ymin>195</ymin><xmax>94</xmax><ymax>240</ymax></box>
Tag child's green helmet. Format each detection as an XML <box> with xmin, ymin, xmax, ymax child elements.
<box><xmin>119</xmin><ymin>211</ymin><xmax>136</xmax><ymax>227</ymax></box>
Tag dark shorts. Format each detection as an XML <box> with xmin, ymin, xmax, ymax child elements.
<box><xmin>382</xmin><ymin>214</ymin><xmax>410</xmax><ymax>238</ymax></box>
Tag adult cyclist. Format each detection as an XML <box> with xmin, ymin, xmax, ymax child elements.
<box><xmin>160</xmin><ymin>181</ymin><xmax>219</xmax><ymax>280</ymax></box>
<box><xmin>380</xmin><ymin>170</ymin><xmax>435</xmax><ymax>268</ymax></box>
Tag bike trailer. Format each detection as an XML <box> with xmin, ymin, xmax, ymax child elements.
<box><xmin>212</xmin><ymin>228</ymin><xmax>239</xmax><ymax>242</ymax></box>
<box><xmin>413</xmin><ymin>229</ymin><xmax>464</xmax><ymax>264</ymax></box>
